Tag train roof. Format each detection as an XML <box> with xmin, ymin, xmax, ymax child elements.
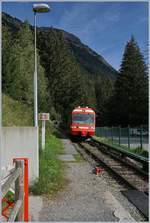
<box><xmin>72</xmin><ymin>106</ymin><xmax>95</xmax><ymax>113</ymax></box>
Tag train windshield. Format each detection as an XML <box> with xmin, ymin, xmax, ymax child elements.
<box><xmin>72</xmin><ymin>114</ymin><xmax>94</xmax><ymax>124</ymax></box>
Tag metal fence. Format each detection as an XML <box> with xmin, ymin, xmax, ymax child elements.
<box><xmin>95</xmin><ymin>126</ymin><xmax>148</xmax><ymax>151</ymax></box>
<box><xmin>2</xmin><ymin>158</ymin><xmax>28</xmax><ymax>222</ymax></box>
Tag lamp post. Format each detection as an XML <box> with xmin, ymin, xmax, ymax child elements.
<box><xmin>0</xmin><ymin>1</ymin><xmax>2</xmax><ymax>217</ymax></box>
<box><xmin>32</xmin><ymin>4</ymin><xmax>50</xmax><ymax>127</ymax></box>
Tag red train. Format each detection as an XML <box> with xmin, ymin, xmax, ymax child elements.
<box><xmin>70</xmin><ymin>106</ymin><xmax>96</xmax><ymax>138</ymax></box>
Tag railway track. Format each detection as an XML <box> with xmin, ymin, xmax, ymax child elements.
<box><xmin>75</xmin><ymin>139</ymin><xmax>149</xmax><ymax>219</ymax></box>
<box><xmin>78</xmin><ymin>140</ymin><xmax>148</xmax><ymax>193</ymax></box>
<box><xmin>71</xmin><ymin>137</ymin><xmax>149</xmax><ymax>219</ymax></box>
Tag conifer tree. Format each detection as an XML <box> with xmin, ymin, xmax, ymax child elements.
<box><xmin>4</xmin><ymin>21</ymin><xmax>47</xmax><ymax>111</ymax></box>
<box><xmin>2</xmin><ymin>27</ymin><xmax>11</xmax><ymax>90</ymax></box>
<box><xmin>95</xmin><ymin>77</ymin><xmax>113</xmax><ymax>126</ymax></box>
<box><xmin>38</xmin><ymin>28</ymin><xmax>86</xmax><ymax>124</ymax></box>
<box><xmin>113</xmin><ymin>36</ymin><xmax>148</xmax><ymax>126</ymax></box>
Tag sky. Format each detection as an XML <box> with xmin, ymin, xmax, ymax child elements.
<box><xmin>2</xmin><ymin>1</ymin><xmax>148</xmax><ymax>70</ymax></box>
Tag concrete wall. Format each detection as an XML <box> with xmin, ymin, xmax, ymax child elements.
<box><xmin>2</xmin><ymin>127</ymin><xmax>39</xmax><ymax>183</ymax></box>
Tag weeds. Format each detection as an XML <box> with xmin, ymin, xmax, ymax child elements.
<box><xmin>30</xmin><ymin>128</ymin><xmax>66</xmax><ymax>196</ymax></box>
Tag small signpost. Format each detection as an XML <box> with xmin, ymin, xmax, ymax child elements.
<box><xmin>39</xmin><ymin>113</ymin><xmax>50</xmax><ymax>150</ymax></box>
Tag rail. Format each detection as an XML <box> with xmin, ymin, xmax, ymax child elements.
<box><xmin>2</xmin><ymin>158</ymin><xmax>28</xmax><ymax>222</ymax></box>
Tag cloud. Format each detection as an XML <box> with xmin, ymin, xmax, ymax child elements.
<box><xmin>53</xmin><ymin>2</ymin><xmax>147</xmax><ymax>70</ymax></box>
<box><xmin>138</xmin><ymin>16</ymin><xmax>148</xmax><ymax>24</ymax></box>
<box><xmin>57</xmin><ymin>3</ymin><xmax>121</xmax><ymax>44</ymax></box>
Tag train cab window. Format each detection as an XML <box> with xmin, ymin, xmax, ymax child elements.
<box><xmin>72</xmin><ymin>114</ymin><xmax>94</xmax><ymax>124</ymax></box>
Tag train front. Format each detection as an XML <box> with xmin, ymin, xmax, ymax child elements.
<box><xmin>70</xmin><ymin>107</ymin><xmax>95</xmax><ymax>138</ymax></box>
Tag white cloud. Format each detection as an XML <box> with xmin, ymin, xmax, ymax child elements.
<box><xmin>58</xmin><ymin>3</ymin><xmax>121</xmax><ymax>44</ymax></box>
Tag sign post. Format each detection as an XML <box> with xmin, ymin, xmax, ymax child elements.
<box><xmin>42</xmin><ymin>120</ymin><xmax>45</xmax><ymax>150</ymax></box>
<box><xmin>38</xmin><ymin>113</ymin><xmax>49</xmax><ymax>150</ymax></box>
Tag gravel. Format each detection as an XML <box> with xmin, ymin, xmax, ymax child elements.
<box><xmin>30</xmin><ymin>137</ymin><xmax>146</xmax><ymax>221</ymax></box>
<box><xmin>74</xmin><ymin>141</ymin><xmax>146</xmax><ymax>221</ymax></box>
<box><xmin>39</xmin><ymin>162</ymin><xmax>118</xmax><ymax>221</ymax></box>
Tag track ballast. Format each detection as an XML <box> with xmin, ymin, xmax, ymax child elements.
<box><xmin>78</xmin><ymin>140</ymin><xmax>148</xmax><ymax>193</ymax></box>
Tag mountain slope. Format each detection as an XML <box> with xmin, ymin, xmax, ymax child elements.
<box><xmin>2</xmin><ymin>12</ymin><xmax>117</xmax><ymax>124</ymax></box>
<box><xmin>61</xmin><ymin>28</ymin><xmax>117</xmax><ymax>79</ymax></box>
<box><xmin>2</xmin><ymin>12</ymin><xmax>118</xmax><ymax>80</ymax></box>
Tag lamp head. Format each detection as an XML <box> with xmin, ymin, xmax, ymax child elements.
<box><xmin>33</xmin><ymin>4</ymin><xmax>50</xmax><ymax>13</ymax></box>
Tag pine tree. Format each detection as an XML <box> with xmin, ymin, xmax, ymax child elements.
<box><xmin>95</xmin><ymin>77</ymin><xmax>113</xmax><ymax>126</ymax></box>
<box><xmin>38</xmin><ymin>28</ymin><xmax>86</xmax><ymax>124</ymax></box>
<box><xmin>2</xmin><ymin>27</ymin><xmax>12</xmax><ymax>90</ymax></box>
<box><xmin>3</xmin><ymin>21</ymin><xmax>47</xmax><ymax>111</ymax></box>
<box><xmin>113</xmin><ymin>36</ymin><xmax>148</xmax><ymax>126</ymax></box>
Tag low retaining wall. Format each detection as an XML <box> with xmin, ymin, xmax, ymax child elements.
<box><xmin>2</xmin><ymin>127</ymin><xmax>39</xmax><ymax>183</ymax></box>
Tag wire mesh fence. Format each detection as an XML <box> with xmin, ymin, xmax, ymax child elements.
<box><xmin>95</xmin><ymin>126</ymin><xmax>148</xmax><ymax>151</ymax></box>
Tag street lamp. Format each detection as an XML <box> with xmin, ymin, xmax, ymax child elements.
<box><xmin>32</xmin><ymin>4</ymin><xmax>50</xmax><ymax>127</ymax></box>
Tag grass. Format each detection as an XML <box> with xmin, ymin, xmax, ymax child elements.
<box><xmin>94</xmin><ymin>136</ymin><xmax>148</xmax><ymax>158</ymax></box>
<box><xmin>130</xmin><ymin>147</ymin><xmax>149</xmax><ymax>158</ymax></box>
<box><xmin>74</xmin><ymin>154</ymin><xmax>84</xmax><ymax>162</ymax></box>
<box><xmin>30</xmin><ymin>127</ymin><xmax>66</xmax><ymax>197</ymax></box>
<box><xmin>2</xmin><ymin>94</ymin><xmax>33</xmax><ymax>126</ymax></box>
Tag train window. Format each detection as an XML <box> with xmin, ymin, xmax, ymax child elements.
<box><xmin>72</xmin><ymin>114</ymin><xmax>94</xmax><ymax>124</ymax></box>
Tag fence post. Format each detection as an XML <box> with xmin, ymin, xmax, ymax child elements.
<box><xmin>15</xmin><ymin>160</ymin><xmax>23</xmax><ymax>221</ymax></box>
<box><xmin>111</xmin><ymin>126</ymin><xmax>113</xmax><ymax>142</ymax></box>
<box><xmin>140</xmin><ymin>125</ymin><xmax>143</xmax><ymax>149</ymax></box>
<box><xmin>14</xmin><ymin>158</ymin><xmax>29</xmax><ymax>222</ymax></box>
<box><xmin>128</xmin><ymin>125</ymin><xmax>130</xmax><ymax>149</ymax></box>
<box><xmin>119</xmin><ymin>125</ymin><xmax>121</xmax><ymax>146</ymax></box>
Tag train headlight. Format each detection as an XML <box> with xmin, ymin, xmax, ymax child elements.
<box><xmin>90</xmin><ymin>126</ymin><xmax>95</xmax><ymax>129</ymax></box>
<box><xmin>71</xmin><ymin>126</ymin><xmax>77</xmax><ymax>128</ymax></box>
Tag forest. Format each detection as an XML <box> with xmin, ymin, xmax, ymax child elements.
<box><xmin>2</xmin><ymin>12</ymin><xmax>148</xmax><ymax>127</ymax></box>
